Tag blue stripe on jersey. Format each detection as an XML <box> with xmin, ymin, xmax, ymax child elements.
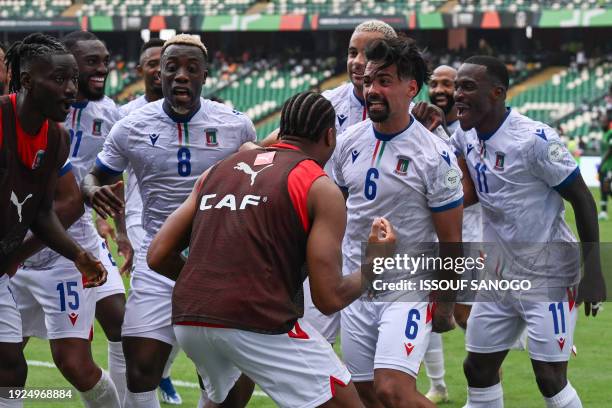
<box><xmin>430</xmin><ymin>197</ymin><xmax>463</xmax><ymax>213</ymax></box>
<box><xmin>58</xmin><ymin>161</ymin><xmax>73</xmax><ymax>177</ymax></box>
<box><xmin>95</xmin><ymin>157</ymin><xmax>123</xmax><ymax>176</ymax></box>
<box><xmin>553</xmin><ymin>166</ymin><xmax>580</xmax><ymax>192</ymax></box>
<box><xmin>373</xmin><ymin>116</ymin><xmax>414</xmax><ymax>142</ymax></box>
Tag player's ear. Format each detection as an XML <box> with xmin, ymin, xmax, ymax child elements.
<box><xmin>325</xmin><ymin>127</ymin><xmax>336</xmax><ymax>148</ymax></box>
<box><xmin>201</xmin><ymin>68</ymin><xmax>208</xmax><ymax>85</ymax></box>
<box><xmin>20</xmin><ymin>70</ymin><xmax>32</xmax><ymax>91</ymax></box>
<box><xmin>136</xmin><ymin>64</ymin><xmax>143</xmax><ymax>76</ymax></box>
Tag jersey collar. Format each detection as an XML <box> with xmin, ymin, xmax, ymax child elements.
<box><xmin>71</xmin><ymin>100</ymin><xmax>89</xmax><ymax>109</ymax></box>
<box><xmin>351</xmin><ymin>87</ymin><xmax>365</xmax><ymax>107</ymax></box>
<box><xmin>163</xmin><ymin>98</ymin><xmax>201</xmax><ymax>123</ymax></box>
<box><xmin>476</xmin><ymin>107</ymin><xmax>511</xmax><ymax>141</ymax></box>
<box><xmin>372</xmin><ymin>115</ymin><xmax>414</xmax><ymax>142</ymax></box>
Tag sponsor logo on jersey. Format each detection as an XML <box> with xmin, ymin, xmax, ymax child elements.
<box><xmin>234</xmin><ymin>162</ymin><xmax>274</xmax><ymax>186</ymax></box>
<box><xmin>92</xmin><ymin>119</ymin><xmax>103</xmax><ymax>136</ymax></box>
<box><xmin>494</xmin><ymin>151</ymin><xmax>505</xmax><ymax>170</ymax></box>
<box><xmin>444</xmin><ymin>168</ymin><xmax>461</xmax><ymax>189</ymax></box>
<box><xmin>10</xmin><ymin>191</ymin><xmax>33</xmax><ymax>223</ymax></box>
<box><xmin>199</xmin><ymin>193</ymin><xmax>265</xmax><ymax>211</ymax></box>
<box><xmin>547</xmin><ymin>141</ymin><xmax>564</xmax><ymax>162</ymax></box>
<box><xmin>394</xmin><ymin>155</ymin><xmax>410</xmax><ymax>175</ymax></box>
<box><xmin>535</xmin><ymin>128</ymin><xmax>547</xmax><ymax>141</ymax></box>
<box><xmin>254</xmin><ymin>151</ymin><xmax>275</xmax><ymax>166</ymax></box>
<box><xmin>149</xmin><ymin>133</ymin><xmax>160</xmax><ymax>146</ymax></box>
<box><xmin>351</xmin><ymin>150</ymin><xmax>360</xmax><ymax>163</ymax></box>
<box><xmin>205</xmin><ymin>128</ymin><xmax>218</xmax><ymax>146</ymax></box>
<box><xmin>32</xmin><ymin>149</ymin><xmax>45</xmax><ymax>170</ymax></box>
<box><xmin>338</xmin><ymin>114</ymin><xmax>348</xmax><ymax>127</ymax></box>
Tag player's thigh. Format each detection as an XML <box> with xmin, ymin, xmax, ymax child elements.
<box><xmin>520</xmin><ymin>293</ymin><xmax>578</xmax><ymax>363</ymax></box>
<box><xmin>173</xmin><ymin>325</ymin><xmax>241</xmax><ymax>405</ymax></box>
<box><xmin>217</xmin><ymin>320</ymin><xmax>352</xmax><ymax>408</ymax></box>
<box><xmin>374</xmin><ymin>301</ymin><xmax>432</xmax><ymax>379</ymax></box>
<box><xmin>8</xmin><ymin>270</ymin><xmax>45</xmax><ymax>339</ymax></box>
<box><xmin>466</xmin><ymin>300</ymin><xmax>525</xmax><ymax>353</ymax></box>
<box><xmin>96</xmin><ymin>238</ymin><xmax>126</xmax><ymax>302</ymax></box>
<box><xmin>340</xmin><ymin>299</ymin><xmax>379</xmax><ymax>382</ymax></box>
<box><xmin>0</xmin><ymin>275</ymin><xmax>23</xmax><ymax>345</ymax></box>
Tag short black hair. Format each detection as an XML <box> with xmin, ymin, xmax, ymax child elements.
<box><xmin>62</xmin><ymin>30</ymin><xmax>100</xmax><ymax>52</ymax></box>
<box><xmin>5</xmin><ymin>33</ymin><xmax>69</xmax><ymax>93</ymax></box>
<box><xmin>140</xmin><ymin>38</ymin><xmax>165</xmax><ymax>57</ymax></box>
<box><xmin>464</xmin><ymin>55</ymin><xmax>509</xmax><ymax>90</ymax></box>
<box><xmin>279</xmin><ymin>92</ymin><xmax>335</xmax><ymax>142</ymax></box>
<box><xmin>365</xmin><ymin>36</ymin><xmax>430</xmax><ymax>92</ymax></box>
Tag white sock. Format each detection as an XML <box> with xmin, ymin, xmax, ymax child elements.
<box><xmin>108</xmin><ymin>341</ymin><xmax>127</xmax><ymax>405</ymax></box>
<box><xmin>544</xmin><ymin>382</ymin><xmax>582</xmax><ymax>408</ymax></box>
<box><xmin>79</xmin><ymin>370</ymin><xmax>121</xmax><ymax>408</ymax></box>
<box><xmin>466</xmin><ymin>383</ymin><xmax>504</xmax><ymax>408</ymax></box>
<box><xmin>162</xmin><ymin>345</ymin><xmax>180</xmax><ymax>379</ymax></box>
<box><xmin>424</xmin><ymin>332</ymin><xmax>446</xmax><ymax>388</ymax></box>
<box><xmin>124</xmin><ymin>390</ymin><xmax>160</xmax><ymax>408</ymax></box>
<box><xmin>0</xmin><ymin>396</ymin><xmax>23</xmax><ymax>408</ymax></box>
<box><xmin>197</xmin><ymin>389</ymin><xmax>209</xmax><ymax>408</ymax></box>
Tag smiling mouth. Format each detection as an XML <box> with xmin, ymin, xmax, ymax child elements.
<box><xmin>456</xmin><ymin>105</ymin><xmax>470</xmax><ymax>117</ymax></box>
<box><xmin>89</xmin><ymin>76</ymin><xmax>105</xmax><ymax>87</ymax></box>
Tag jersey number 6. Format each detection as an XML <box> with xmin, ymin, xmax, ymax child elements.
<box><xmin>364</xmin><ymin>168</ymin><xmax>379</xmax><ymax>200</ymax></box>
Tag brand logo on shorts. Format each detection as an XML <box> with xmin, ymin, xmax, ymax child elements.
<box><xmin>92</xmin><ymin>119</ymin><xmax>103</xmax><ymax>136</ymax></box>
<box><xmin>205</xmin><ymin>128</ymin><xmax>218</xmax><ymax>146</ymax></box>
<box><xmin>394</xmin><ymin>156</ymin><xmax>410</xmax><ymax>176</ymax></box>
<box><xmin>404</xmin><ymin>342</ymin><xmax>415</xmax><ymax>356</ymax></box>
<box><xmin>557</xmin><ymin>337</ymin><xmax>565</xmax><ymax>351</ymax></box>
<box><xmin>287</xmin><ymin>321</ymin><xmax>310</xmax><ymax>340</ymax></box>
<box><xmin>494</xmin><ymin>151</ymin><xmax>505</xmax><ymax>170</ymax></box>
<box><xmin>68</xmin><ymin>312</ymin><xmax>79</xmax><ymax>326</ymax></box>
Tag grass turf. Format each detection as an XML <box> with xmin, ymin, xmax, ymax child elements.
<box><xmin>22</xmin><ymin>188</ymin><xmax>612</xmax><ymax>407</ymax></box>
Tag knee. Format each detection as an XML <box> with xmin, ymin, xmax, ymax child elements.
<box><xmin>374</xmin><ymin>377</ymin><xmax>416</xmax><ymax>407</ymax></box>
<box><xmin>463</xmin><ymin>356</ymin><xmax>494</xmax><ymax>386</ymax></box>
<box><xmin>0</xmin><ymin>349</ymin><xmax>28</xmax><ymax>386</ymax></box>
<box><xmin>534</xmin><ymin>370</ymin><xmax>567</xmax><ymax>398</ymax></box>
<box><xmin>125</xmin><ymin>355</ymin><xmax>163</xmax><ymax>389</ymax></box>
<box><xmin>53</xmin><ymin>353</ymin><xmax>99</xmax><ymax>390</ymax></box>
<box><xmin>453</xmin><ymin>309</ymin><xmax>469</xmax><ymax>330</ymax></box>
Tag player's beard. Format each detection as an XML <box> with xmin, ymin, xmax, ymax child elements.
<box><xmin>79</xmin><ymin>77</ymin><xmax>105</xmax><ymax>101</ymax></box>
<box><xmin>367</xmin><ymin>97</ymin><xmax>390</xmax><ymax>123</ymax></box>
<box><xmin>430</xmin><ymin>93</ymin><xmax>455</xmax><ymax>115</ymax></box>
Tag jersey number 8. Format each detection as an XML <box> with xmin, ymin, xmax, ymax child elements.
<box><xmin>177</xmin><ymin>147</ymin><xmax>191</xmax><ymax>177</ymax></box>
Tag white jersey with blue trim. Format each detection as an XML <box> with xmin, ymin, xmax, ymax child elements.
<box><xmin>322</xmin><ymin>83</ymin><xmax>367</xmax><ymax>136</ymax></box>
<box><xmin>333</xmin><ymin>117</ymin><xmax>464</xmax><ymax>278</ymax></box>
<box><xmin>25</xmin><ymin>97</ymin><xmax>120</xmax><ymax>267</ymax></box>
<box><xmin>96</xmin><ymin>97</ymin><xmax>256</xmax><ymax>276</ymax></box>
<box><xmin>451</xmin><ymin>108</ymin><xmax>580</xmax><ymax>284</ymax></box>
<box><xmin>119</xmin><ymin>95</ymin><xmax>150</xmax><ymax>229</ymax></box>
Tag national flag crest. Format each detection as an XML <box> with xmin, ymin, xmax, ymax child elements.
<box><xmin>494</xmin><ymin>151</ymin><xmax>505</xmax><ymax>170</ymax></box>
<box><xmin>92</xmin><ymin>119</ymin><xmax>103</xmax><ymax>136</ymax></box>
<box><xmin>32</xmin><ymin>149</ymin><xmax>45</xmax><ymax>170</ymax></box>
<box><xmin>394</xmin><ymin>155</ymin><xmax>410</xmax><ymax>175</ymax></box>
<box><xmin>205</xmin><ymin>128</ymin><xmax>218</xmax><ymax>146</ymax></box>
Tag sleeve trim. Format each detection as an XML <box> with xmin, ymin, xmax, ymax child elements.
<box><xmin>58</xmin><ymin>161</ymin><xmax>72</xmax><ymax>177</ymax></box>
<box><xmin>430</xmin><ymin>197</ymin><xmax>464</xmax><ymax>213</ymax></box>
<box><xmin>553</xmin><ymin>166</ymin><xmax>580</xmax><ymax>192</ymax></box>
<box><xmin>95</xmin><ymin>157</ymin><xmax>123</xmax><ymax>176</ymax></box>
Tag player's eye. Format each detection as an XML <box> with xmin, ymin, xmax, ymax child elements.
<box><xmin>54</xmin><ymin>76</ymin><xmax>64</xmax><ymax>84</ymax></box>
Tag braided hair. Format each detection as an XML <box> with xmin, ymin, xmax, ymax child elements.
<box><xmin>279</xmin><ymin>92</ymin><xmax>335</xmax><ymax>142</ymax></box>
<box><xmin>5</xmin><ymin>33</ymin><xmax>68</xmax><ymax>93</ymax></box>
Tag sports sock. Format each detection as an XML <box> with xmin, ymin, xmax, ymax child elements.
<box><xmin>162</xmin><ymin>345</ymin><xmax>180</xmax><ymax>379</ymax></box>
<box><xmin>424</xmin><ymin>332</ymin><xmax>446</xmax><ymax>388</ymax></box>
<box><xmin>79</xmin><ymin>370</ymin><xmax>121</xmax><ymax>408</ymax></box>
<box><xmin>544</xmin><ymin>382</ymin><xmax>582</xmax><ymax>408</ymax></box>
<box><xmin>0</xmin><ymin>396</ymin><xmax>23</xmax><ymax>408</ymax></box>
<box><xmin>124</xmin><ymin>390</ymin><xmax>160</xmax><ymax>408</ymax></box>
<box><xmin>108</xmin><ymin>341</ymin><xmax>127</xmax><ymax>405</ymax></box>
<box><xmin>466</xmin><ymin>383</ymin><xmax>503</xmax><ymax>408</ymax></box>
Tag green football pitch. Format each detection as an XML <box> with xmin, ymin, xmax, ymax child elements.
<box><xmin>22</xmin><ymin>189</ymin><xmax>612</xmax><ymax>407</ymax></box>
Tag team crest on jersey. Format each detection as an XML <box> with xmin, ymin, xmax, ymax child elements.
<box><xmin>394</xmin><ymin>155</ymin><xmax>410</xmax><ymax>175</ymax></box>
<box><xmin>92</xmin><ymin>119</ymin><xmax>103</xmax><ymax>136</ymax></box>
<box><xmin>205</xmin><ymin>128</ymin><xmax>218</xmax><ymax>146</ymax></box>
<box><xmin>494</xmin><ymin>151</ymin><xmax>505</xmax><ymax>170</ymax></box>
<box><xmin>31</xmin><ymin>149</ymin><xmax>45</xmax><ymax>170</ymax></box>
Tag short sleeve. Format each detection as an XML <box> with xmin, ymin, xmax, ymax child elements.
<box><xmin>96</xmin><ymin>119</ymin><xmax>129</xmax><ymax>176</ymax></box>
<box><xmin>450</xmin><ymin>131</ymin><xmax>465</xmax><ymax>158</ymax></box>
<box><xmin>241</xmin><ymin>114</ymin><xmax>257</xmax><ymax>144</ymax></box>
<box><xmin>426</xmin><ymin>144</ymin><xmax>464</xmax><ymax>212</ymax></box>
<box><xmin>526</xmin><ymin>127</ymin><xmax>579</xmax><ymax>190</ymax></box>
<box><xmin>330</xmin><ymin>136</ymin><xmax>346</xmax><ymax>188</ymax></box>
<box><xmin>58</xmin><ymin>159</ymin><xmax>72</xmax><ymax>177</ymax></box>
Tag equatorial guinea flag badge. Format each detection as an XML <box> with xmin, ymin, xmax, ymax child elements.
<box><xmin>92</xmin><ymin>119</ymin><xmax>103</xmax><ymax>136</ymax></box>
<box><xmin>394</xmin><ymin>155</ymin><xmax>410</xmax><ymax>175</ymax></box>
<box><xmin>205</xmin><ymin>128</ymin><xmax>218</xmax><ymax>146</ymax></box>
<box><xmin>494</xmin><ymin>151</ymin><xmax>505</xmax><ymax>170</ymax></box>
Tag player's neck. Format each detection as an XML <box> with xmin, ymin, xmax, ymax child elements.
<box><xmin>446</xmin><ymin>106</ymin><xmax>458</xmax><ymax>126</ymax></box>
<box><xmin>76</xmin><ymin>92</ymin><xmax>89</xmax><ymax>104</ymax></box>
<box><xmin>372</xmin><ymin>113</ymin><xmax>411</xmax><ymax>135</ymax></box>
<box><xmin>476</xmin><ymin>106</ymin><xmax>507</xmax><ymax>136</ymax></box>
<box><xmin>352</xmin><ymin>86</ymin><xmax>365</xmax><ymax>104</ymax></box>
<box><xmin>145</xmin><ymin>89</ymin><xmax>162</xmax><ymax>103</ymax></box>
<box><xmin>163</xmin><ymin>98</ymin><xmax>201</xmax><ymax>122</ymax></box>
<box><xmin>17</xmin><ymin>93</ymin><xmax>46</xmax><ymax>135</ymax></box>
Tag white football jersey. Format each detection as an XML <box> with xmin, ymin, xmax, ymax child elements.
<box><xmin>451</xmin><ymin>108</ymin><xmax>580</xmax><ymax>285</ymax></box>
<box><xmin>25</xmin><ymin>97</ymin><xmax>121</xmax><ymax>266</ymax></box>
<box><xmin>333</xmin><ymin>117</ymin><xmax>464</xmax><ymax>279</ymax></box>
<box><xmin>96</xmin><ymin>98</ymin><xmax>256</xmax><ymax>284</ymax></box>
<box><xmin>119</xmin><ymin>95</ymin><xmax>150</xmax><ymax>229</ymax></box>
<box><xmin>322</xmin><ymin>83</ymin><xmax>367</xmax><ymax>136</ymax></box>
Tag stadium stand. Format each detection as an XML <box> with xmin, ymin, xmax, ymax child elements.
<box><xmin>77</xmin><ymin>0</ymin><xmax>257</xmax><ymax>18</ymax></box>
<box><xmin>263</xmin><ymin>0</ymin><xmax>446</xmax><ymax>15</ymax></box>
<box><xmin>0</xmin><ymin>0</ymin><xmax>71</xmax><ymax>18</ymax></box>
<box><xmin>455</xmin><ymin>0</ymin><xmax>612</xmax><ymax>12</ymax></box>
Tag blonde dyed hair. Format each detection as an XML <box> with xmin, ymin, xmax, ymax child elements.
<box><xmin>162</xmin><ymin>33</ymin><xmax>208</xmax><ymax>59</ymax></box>
<box><xmin>353</xmin><ymin>20</ymin><xmax>397</xmax><ymax>40</ymax></box>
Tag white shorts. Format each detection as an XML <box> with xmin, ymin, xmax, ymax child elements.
<box><xmin>341</xmin><ymin>299</ymin><xmax>433</xmax><ymax>381</ymax></box>
<box><xmin>10</xmin><ymin>261</ymin><xmax>96</xmax><ymax>340</ymax></box>
<box><xmin>0</xmin><ymin>275</ymin><xmax>22</xmax><ymax>343</ymax></box>
<box><xmin>121</xmin><ymin>253</ymin><xmax>175</xmax><ymax>345</ymax></box>
<box><xmin>95</xmin><ymin>239</ymin><xmax>125</xmax><ymax>302</ymax></box>
<box><xmin>302</xmin><ymin>278</ymin><xmax>340</xmax><ymax>344</ymax></box>
<box><xmin>126</xmin><ymin>223</ymin><xmax>145</xmax><ymax>260</ymax></box>
<box><xmin>466</xmin><ymin>288</ymin><xmax>578</xmax><ymax>362</ymax></box>
<box><xmin>174</xmin><ymin>319</ymin><xmax>351</xmax><ymax>408</ymax></box>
